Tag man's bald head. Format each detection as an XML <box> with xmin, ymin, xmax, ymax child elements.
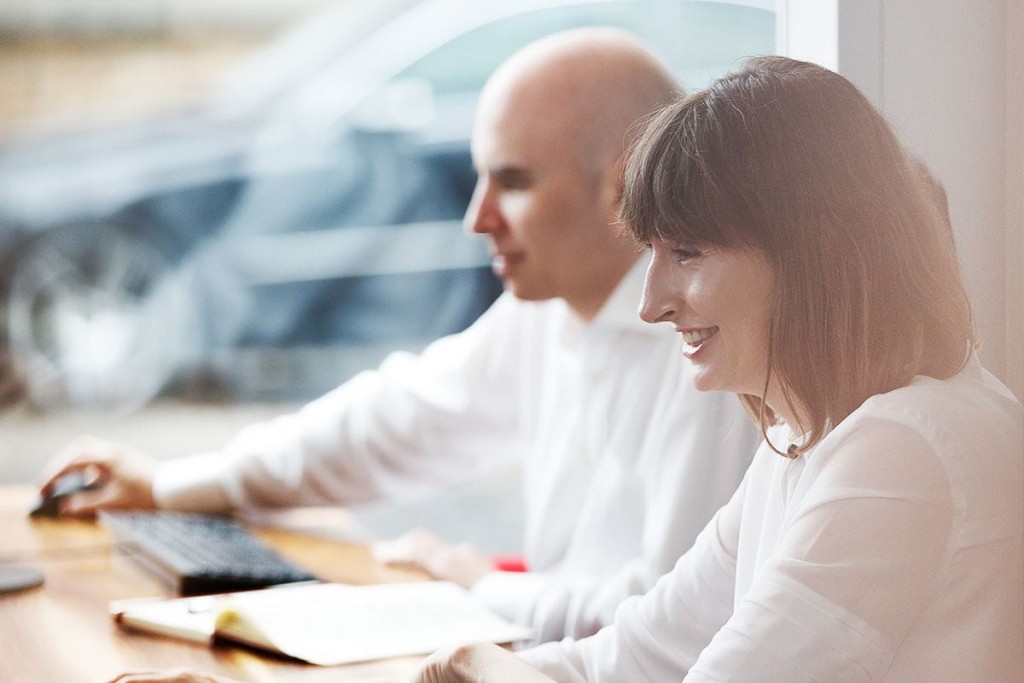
<box><xmin>466</xmin><ymin>29</ymin><xmax>679</xmax><ymax>320</ymax></box>
<box><xmin>477</xmin><ymin>28</ymin><xmax>679</xmax><ymax>176</ymax></box>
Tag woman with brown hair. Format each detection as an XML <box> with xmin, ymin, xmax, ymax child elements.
<box><xmin>411</xmin><ymin>56</ymin><xmax>1023</xmax><ymax>682</ymax></box>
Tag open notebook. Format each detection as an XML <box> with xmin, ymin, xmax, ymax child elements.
<box><xmin>110</xmin><ymin>581</ymin><xmax>533</xmax><ymax>666</ymax></box>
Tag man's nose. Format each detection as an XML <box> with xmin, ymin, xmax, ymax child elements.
<box><xmin>464</xmin><ymin>180</ymin><xmax>498</xmax><ymax>236</ymax></box>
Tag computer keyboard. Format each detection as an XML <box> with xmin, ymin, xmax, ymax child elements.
<box><xmin>100</xmin><ymin>511</ymin><xmax>318</xmax><ymax>595</ymax></box>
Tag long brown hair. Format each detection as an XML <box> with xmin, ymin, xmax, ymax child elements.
<box><xmin>622</xmin><ymin>56</ymin><xmax>974</xmax><ymax>455</ymax></box>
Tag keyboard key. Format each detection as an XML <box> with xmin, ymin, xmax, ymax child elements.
<box><xmin>100</xmin><ymin>511</ymin><xmax>318</xmax><ymax>595</ymax></box>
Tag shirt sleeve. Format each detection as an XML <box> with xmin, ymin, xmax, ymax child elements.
<box><xmin>154</xmin><ymin>295</ymin><xmax>525</xmax><ymax>512</ymax></box>
<box><xmin>519</xmin><ymin>477</ymin><xmax>748</xmax><ymax>682</ymax></box>
<box><xmin>474</xmin><ymin>386</ymin><xmax>756</xmax><ymax>645</ymax></box>
<box><xmin>685</xmin><ymin>419</ymin><xmax>954</xmax><ymax>682</ymax></box>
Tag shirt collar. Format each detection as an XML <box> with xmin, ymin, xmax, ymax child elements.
<box><xmin>589</xmin><ymin>257</ymin><xmax>659</xmax><ymax>335</ymax></box>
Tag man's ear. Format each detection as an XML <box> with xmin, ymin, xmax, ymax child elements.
<box><xmin>602</xmin><ymin>155</ymin><xmax>635</xmax><ymax>241</ymax></box>
<box><xmin>601</xmin><ymin>153</ymin><xmax>628</xmax><ymax>212</ymax></box>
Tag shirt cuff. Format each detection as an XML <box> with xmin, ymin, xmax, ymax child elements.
<box><xmin>516</xmin><ymin>641</ymin><xmax>572</xmax><ymax>674</ymax></box>
<box><xmin>153</xmin><ymin>452</ymin><xmax>235</xmax><ymax>513</ymax></box>
<box><xmin>472</xmin><ymin>570</ymin><xmax>550</xmax><ymax>625</ymax></box>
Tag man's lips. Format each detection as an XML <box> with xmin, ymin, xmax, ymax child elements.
<box><xmin>491</xmin><ymin>252</ymin><xmax>524</xmax><ymax>277</ymax></box>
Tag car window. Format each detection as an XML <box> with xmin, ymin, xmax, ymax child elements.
<box><xmin>396</xmin><ymin>1</ymin><xmax>775</xmax><ymax>96</ymax></box>
<box><xmin>0</xmin><ymin>0</ymin><xmax>780</xmax><ymax>410</ymax></box>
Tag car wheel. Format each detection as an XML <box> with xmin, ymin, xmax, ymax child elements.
<box><xmin>6</xmin><ymin>223</ymin><xmax>180</xmax><ymax>411</ymax></box>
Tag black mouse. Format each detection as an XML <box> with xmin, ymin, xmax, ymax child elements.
<box><xmin>28</xmin><ymin>471</ymin><xmax>103</xmax><ymax>518</ymax></box>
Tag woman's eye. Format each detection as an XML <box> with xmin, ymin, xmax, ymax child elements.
<box><xmin>672</xmin><ymin>247</ymin><xmax>702</xmax><ymax>262</ymax></box>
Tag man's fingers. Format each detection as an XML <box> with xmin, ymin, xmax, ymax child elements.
<box><xmin>36</xmin><ymin>437</ymin><xmax>156</xmax><ymax>515</ymax></box>
<box><xmin>372</xmin><ymin>531</ymin><xmax>493</xmax><ymax>589</ymax></box>
<box><xmin>60</xmin><ymin>486</ymin><xmax>115</xmax><ymax>518</ymax></box>
<box><xmin>38</xmin><ymin>438</ymin><xmax>115</xmax><ymax>493</ymax></box>
<box><xmin>372</xmin><ymin>529</ymin><xmax>445</xmax><ymax>566</ymax></box>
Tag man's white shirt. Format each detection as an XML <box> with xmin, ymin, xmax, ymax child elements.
<box><xmin>154</xmin><ymin>259</ymin><xmax>758</xmax><ymax>643</ymax></box>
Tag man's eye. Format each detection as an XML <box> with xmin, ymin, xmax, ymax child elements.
<box><xmin>492</xmin><ymin>170</ymin><xmax>531</xmax><ymax>190</ymax></box>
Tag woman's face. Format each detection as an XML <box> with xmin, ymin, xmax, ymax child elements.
<box><xmin>640</xmin><ymin>239</ymin><xmax>774</xmax><ymax>397</ymax></box>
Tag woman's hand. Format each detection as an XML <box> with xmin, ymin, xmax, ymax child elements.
<box><xmin>411</xmin><ymin>642</ymin><xmax>557</xmax><ymax>683</ymax></box>
<box><xmin>106</xmin><ymin>668</ymin><xmax>242</xmax><ymax>683</ymax></box>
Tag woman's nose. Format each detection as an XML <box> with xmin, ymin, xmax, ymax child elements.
<box><xmin>639</xmin><ymin>253</ymin><xmax>678</xmax><ymax>324</ymax></box>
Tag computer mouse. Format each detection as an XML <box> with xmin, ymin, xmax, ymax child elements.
<box><xmin>28</xmin><ymin>471</ymin><xmax>103</xmax><ymax>518</ymax></box>
<box><xmin>0</xmin><ymin>565</ymin><xmax>44</xmax><ymax>594</ymax></box>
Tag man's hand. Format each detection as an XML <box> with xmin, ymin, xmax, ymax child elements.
<box><xmin>411</xmin><ymin>642</ymin><xmax>556</xmax><ymax>683</ymax></box>
<box><xmin>107</xmin><ymin>668</ymin><xmax>242</xmax><ymax>683</ymax></box>
<box><xmin>37</xmin><ymin>436</ymin><xmax>158</xmax><ymax>517</ymax></box>
<box><xmin>372</xmin><ymin>529</ymin><xmax>495</xmax><ymax>589</ymax></box>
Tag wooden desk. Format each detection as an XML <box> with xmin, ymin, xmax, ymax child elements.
<box><xmin>0</xmin><ymin>485</ymin><xmax>428</xmax><ymax>682</ymax></box>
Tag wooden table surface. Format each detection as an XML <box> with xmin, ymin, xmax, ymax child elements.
<box><xmin>0</xmin><ymin>485</ymin><xmax>429</xmax><ymax>683</ymax></box>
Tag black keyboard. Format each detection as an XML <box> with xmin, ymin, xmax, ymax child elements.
<box><xmin>100</xmin><ymin>511</ymin><xmax>318</xmax><ymax>595</ymax></box>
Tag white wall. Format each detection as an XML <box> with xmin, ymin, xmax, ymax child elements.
<box><xmin>783</xmin><ymin>0</ymin><xmax>1023</xmax><ymax>400</ymax></box>
<box><xmin>1006</xmin><ymin>0</ymin><xmax>1023</xmax><ymax>400</ymax></box>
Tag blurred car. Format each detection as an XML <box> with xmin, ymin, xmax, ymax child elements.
<box><xmin>0</xmin><ymin>0</ymin><xmax>775</xmax><ymax>410</ymax></box>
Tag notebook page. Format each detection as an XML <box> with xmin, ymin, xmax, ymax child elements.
<box><xmin>217</xmin><ymin>581</ymin><xmax>533</xmax><ymax>665</ymax></box>
<box><xmin>111</xmin><ymin>594</ymin><xmax>224</xmax><ymax>644</ymax></box>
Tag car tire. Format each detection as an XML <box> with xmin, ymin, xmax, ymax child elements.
<box><xmin>6</xmin><ymin>223</ymin><xmax>181</xmax><ymax>411</ymax></box>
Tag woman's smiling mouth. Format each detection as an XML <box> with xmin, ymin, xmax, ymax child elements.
<box><xmin>680</xmin><ymin>326</ymin><xmax>719</xmax><ymax>348</ymax></box>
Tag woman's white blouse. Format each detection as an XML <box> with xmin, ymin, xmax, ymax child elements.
<box><xmin>523</xmin><ymin>355</ymin><xmax>1024</xmax><ymax>681</ymax></box>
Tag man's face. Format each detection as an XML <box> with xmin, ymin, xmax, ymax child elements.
<box><xmin>464</xmin><ymin>91</ymin><xmax>619</xmax><ymax>308</ymax></box>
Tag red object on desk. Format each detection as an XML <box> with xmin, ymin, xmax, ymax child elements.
<box><xmin>492</xmin><ymin>554</ymin><xmax>527</xmax><ymax>572</ymax></box>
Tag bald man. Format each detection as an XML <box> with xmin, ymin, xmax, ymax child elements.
<box><xmin>41</xmin><ymin>29</ymin><xmax>756</xmax><ymax>646</ymax></box>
